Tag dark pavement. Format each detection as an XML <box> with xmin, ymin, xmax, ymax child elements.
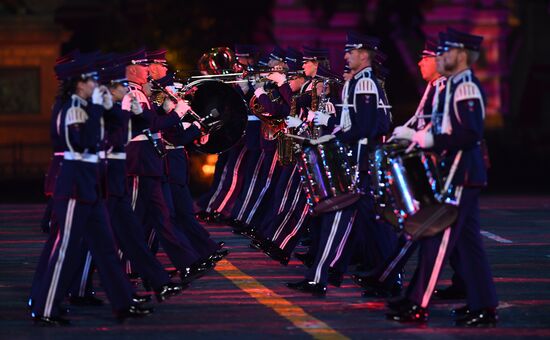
<box><xmin>1</xmin><ymin>196</ymin><xmax>550</xmax><ymax>339</ymax></box>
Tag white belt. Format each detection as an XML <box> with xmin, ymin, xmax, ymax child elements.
<box><xmin>165</xmin><ymin>145</ymin><xmax>185</xmax><ymax>150</ymax></box>
<box><xmin>248</xmin><ymin>115</ymin><xmax>260</xmax><ymax>121</ymax></box>
<box><xmin>53</xmin><ymin>152</ymin><xmax>64</xmax><ymax>156</ymax></box>
<box><xmin>63</xmin><ymin>151</ymin><xmax>99</xmax><ymax>163</ymax></box>
<box><xmin>107</xmin><ymin>152</ymin><xmax>126</xmax><ymax>160</ymax></box>
<box><xmin>130</xmin><ymin>132</ymin><xmax>161</xmax><ymax>142</ymax></box>
<box><xmin>359</xmin><ymin>138</ymin><xmax>368</xmax><ymax>145</ymax></box>
<box><xmin>98</xmin><ymin>151</ymin><xmax>106</xmax><ymax>159</ymax></box>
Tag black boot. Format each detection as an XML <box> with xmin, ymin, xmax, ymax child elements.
<box><xmin>455</xmin><ymin>308</ymin><xmax>497</xmax><ymax>327</ymax></box>
<box><xmin>386</xmin><ymin>302</ymin><xmax>428</xmax><ymax>323</ymax></box>
<box><xmin>286</xmin><ymin>279</ymin><xmax>327</xmax><ymax>297</ymax></box>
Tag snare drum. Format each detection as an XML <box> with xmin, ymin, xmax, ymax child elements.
<box><xmin>373</xmin><ymin>141</ymin><xmax>458</xmax><ymax>239</ymax></box>
<box><xmin>296</xmin><ymin>139</ymin><xmax>362</xmax><ymax>215</ymax></box>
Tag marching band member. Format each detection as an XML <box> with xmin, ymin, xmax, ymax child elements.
<box><xmin>30</xmin><ymin>54</ymin><xmax>152</xmax><ymax>325</ymax></box>
<box><xmin>121</xmin><ymin>49</ymin><xmax>209</xmax><ymax>284</ymax></box>
<box><xmin>287</xmin><ymin>32</ymin><xmax>395</xmax><ymax>296</ymax></box>
<box><xmin>386</xmin><ymin>28</ymin><xmax>498</xmax><ymax>326</ymax></box>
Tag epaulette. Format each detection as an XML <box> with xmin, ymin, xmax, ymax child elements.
<box><xmin>325</xmin><ymin>101</ymin><xmax>336</xmax><ymax>114</ymax></box>
<box><xmin>355</xmin><ymin>77</ymin><xmax>378</xmax><ymax>95</ymax></box>
<box><xmin>66</xmin><ymin>106</ymin><xmax>88</xmax><ymax>125</ymax></box>
<box><xmin>454</xmin><ymin>81</ymin><xmax>483</xmax><ymax>103</ymax></box>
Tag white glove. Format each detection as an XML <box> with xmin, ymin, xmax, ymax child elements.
<box><xmin>130</xmin><ymin>95</ymin><xmax>143</xmax><ymax>115</ymax></box>
<box><xmin>174</xmin><ymin>100</ymin><xmax>191</xmax><ymax>118</ymax></box>
<box><xmin>92</xmin><ymin>87</ymin><xmax>104</xmax><ymax>105</ymax></box>
<box><xmin>307</xmin><ymin>110</ymin><xmax>316</xmax><ymax>122</ymax></box>
<box><xmin>267</xmin><ymin>72</ymin><xmax>287</xmax><ymax>86</ymax></box>
<box><xmin>285</xmin><ymin>116</ymin><xmax>303</xmax><ymax>128</ymax></box>
<box><xmin>102</xmin><ymin>91</ymin><xmax>113</xmax><ymax>110</ymax></box>
<box><xmin>313</xmin><ymin>111</ymin><xmax>330</xmax><ymax>126</ymax></box>
<box><xmin>412</xmin><ymin>128</ymin><xmax>434</xmax><ymax>148</ymax></box>
<box><xmin>392</xmin><ymin>126</ymin><xmax>416</xmax><ymax>141</ymax></box>
<box><xmin>163</xmin><ymin>98</ymin><xmax>176</xmax><ymax>113</ymax></box>
<box><xmin>254</xmin><ymin>87</ymin><xmax>266</xmax><ymax>98</ymax></box>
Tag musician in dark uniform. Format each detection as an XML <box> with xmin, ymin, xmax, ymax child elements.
<box><xmin>29</xmin><ymin>51</ymin><xmax>81</xmax><ymax>310</ymax></box>
<box><xmin>121</xmin><ymin>49</ymin><xmax>208</xmax><ymax>284</ymax></box>
<box><xmin>245</xmin><ymin>47</ymin><xmax>307</xmax><ymax>263</ymax></box>
<box><xmin>230</xmin><ymin>47</ymin><xmax>288</xmax><ymax>236</ymax></box>
<box><xmin>386</xmin><ymin>28</ymin><xmax>498</xmax><ymax>326</ymax></box>
<box><xmin>353</xmin><ymin>39</ymin><xmax>448</xmax><ymax>297</ymax></box>
<box><xmin>250</xmin><ymin>47</ymin><xmax>331</xmax><ymax>266</ymax></box>
<box><xmin>30</xmin><ymin>54</ymin><xmax>152</xmax><ymax>325</ymax></box>
<box><xmin>146</xmin><ymin>50</ymin><xmax>227</xmax><ymax>267</ymax></box>
<box><xmin>287</xmin><ymin>32</ymin><xmax>395</xmax><ymax>295</ymax></box>
<box><xmin>96</xmin><ymin>59</ymin><xmax>185</xmax><ymax>301</ymax></box>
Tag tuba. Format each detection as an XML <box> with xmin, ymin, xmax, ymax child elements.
<box><xmin>249</xmin><ymin>87</ymin><xmax>285</xmax><ymax>140</ymax></box>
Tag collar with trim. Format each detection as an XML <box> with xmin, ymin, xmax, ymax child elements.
<box><xmin>451</xmin><ymin>68</ymin><xmax>472</xmax><ymax>85</ymax></box>
<box><xmin>71</xmin><ymin>94</ymin><xmax>88</xmax><ymax>107</ymax></box>
<box><xmin>353</xmin><ymin>66</ymin><xmax>373</xmax><ymax>80</ymax></box>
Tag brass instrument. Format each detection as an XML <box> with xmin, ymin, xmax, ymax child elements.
<box><xmin>277</xmin><ymin>94</ymin><xmax>299</xmax><ymax>165</ymax></box>
<box><xmin>249</xmin><ymin>92</ymin><xmax>285</xmax><ymax>140</ymax></box>
<box><xmin>310</xmin><ymin>77</ymin><xmax>338</xmax><ymax>138</ymax></box>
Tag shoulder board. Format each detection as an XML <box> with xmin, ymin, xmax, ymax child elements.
<box><xmin>66</xmin><ymin>106</ymin><xmax>88</xmax><ymax>125</ymax></box>
<box><xmin>454</xmin><ymin>82</ymin><xmax>483</xmax><ymax>103</ymax></box>
<box><xmin>355</xmin><ymin>77</ymin><xmax>378</xmax><ymax>95</ymax></box>
<box><xmin>325</xmin><ymin>101</ymin><xmax>336</xmax><ymax>114</ymax></box>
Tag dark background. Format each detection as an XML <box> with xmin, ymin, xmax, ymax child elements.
<box><xmin>1</xmin><ymin>0</ymin><xmax>549</xmax><ymax>202</ymax></box>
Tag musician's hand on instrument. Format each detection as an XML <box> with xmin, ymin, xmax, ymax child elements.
<box><xmin>254</xmin><ymin>87</ymin><xmax>266</xmax><ymax>98</ymax></box>
<box><xmin>174</xmin><ymin>100</ymin><xmax>190</xmax><ymax>118</ymax></box>
<box><xmin>392</xmin><ymin>126</ymin><xmax>415</xmax><ymax>141</ymax></box>
<box><xmin>92</xmin><ymin>87</ymin><xmax>104</xmax><ymax>106</ymax></box>
<box><xmin>313</xmin><ymin>111</ymin><xmax>330</xmax><ymax>126</ymax></box>
<box><xmin>102</xmin><ymin>90</ymin><xmax>113</xmax><ymax>110</ymax></box>
<box><xmin>130</xmin><ymin>96</ymin><xmax>143</xmax><ymax>115</ymax></box>
<box><xmin>285</xmin><ymin>116</ymin><xmax>303</xmax><ymax>128</ymax></box>
<box><xmin>162</xmin><ymin>97</ymin><xmax>176</xmax><ymax>113</ymax></box>
<box><xmin>412</xmin><ymin>128</ymin><xmax>434</xmax><ymax>148</ymax></box>
<box><xmin>267</xmin><ymin>72</ymin><xmax>286</xmax><ymax>86</ymax></box>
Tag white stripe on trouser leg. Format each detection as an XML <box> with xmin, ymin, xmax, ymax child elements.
<box><xmin>379</xmin><ymin>239</ymin><xmax>414</xmax><ymax>282</ymax></box>
<box><xmin>278</xmin><ymin>167</ymin><xmax>297</xmax><ymax>214</ymax></box>
<box><xmin>279</xmin><ymin>203</ymin><xmax>310</xmax><ymax>250</ymax></box>
<box><xmin>330</xmin><ymin>211</ymin><xmax>356</xmax><ymax>267</ymax></box>
<box><xmin>420</xmin><ymin>227</ymin><xmax>452</xmax><ymax>308</ymax></box>
<box><xmin>237</xmin><ymin>151</ymin><xmax>265</xmax><ymax>220</ymax></box>
<box><xmin>272</xmin><ymin>183</ymin><xmax>303</xmax><ymax>242</ymax></box>
<box><xmin>147</xmin><ymin>229</ymin><xmax>157</xmax><ymax>249</ymax></box>
<box><xmin>131</xmin><ymin>176</ymin><xmax>139</xmax><ymax>211</ymax></box>
<box><xmin>245</xmin><ymin>152</ymin><xmax>278</xmax><ymax>224</ymax></box>
<box><xmin>216</xmin><ymin>147</ymin><xmax>247</xmax><ymax>212</ymax></box>
<box><xmin>78</xmin><ymin>251</ymin><xmax>92</xmax><ymax>296</ymax></box>
<box><xmin>44</xmin><ymin>199</ymin><xmax>76</xmax><ymax>317</ymax></box>
<box><xmin>48</xmin><ymin>232</ymin><xmax>61</xmax><ymax>263</ymax></box>
<box><xmin>206</xmin><ymin>160</ymin><xmax>230</xmax><ymax>213</ymax></box>
<box><xmin>314</xmin><ymin>211</ymin><xmax>342</xmax><ymax>283</ymax></box>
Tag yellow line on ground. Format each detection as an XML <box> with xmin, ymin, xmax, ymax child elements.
<box><xmin>215</xmin><ymin>259</ymin><xmax>348</xmax><ymax>340</ymax></box>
